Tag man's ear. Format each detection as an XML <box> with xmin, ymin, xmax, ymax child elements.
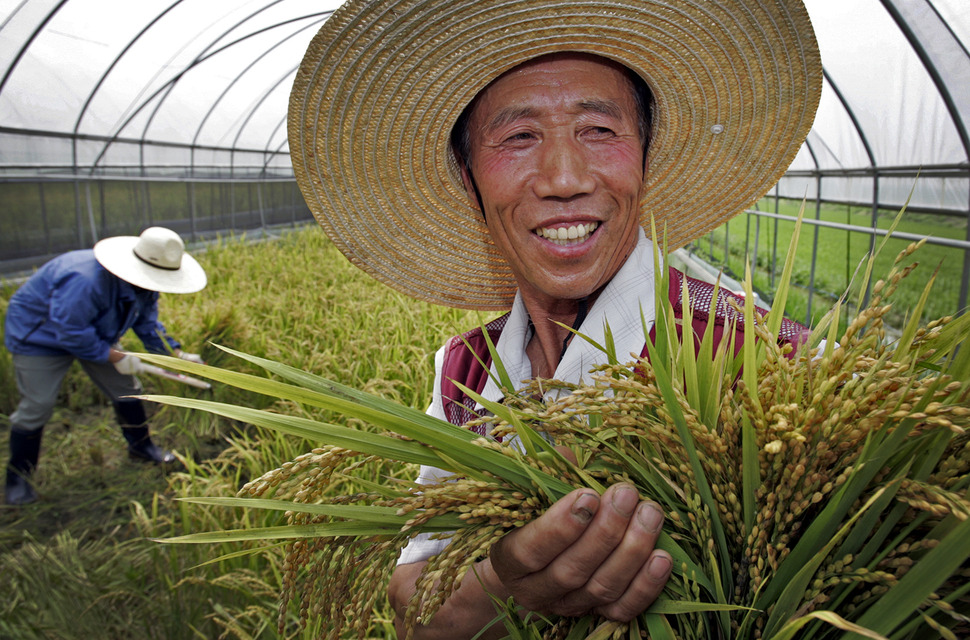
<box><xmin>639</xmin><ymin>154</ymin><xmax>649</xmax><ymax>199</ymax></box>
<box><xmin>457</xmin><ymin>159</ymin><xmax>481</xmax><ymax>212</ymax></box>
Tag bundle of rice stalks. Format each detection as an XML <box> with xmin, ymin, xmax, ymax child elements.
<box><xmin>147</xmin><ymin>218</ymin><xmax>970</xmax><ymax>640</ymax></box>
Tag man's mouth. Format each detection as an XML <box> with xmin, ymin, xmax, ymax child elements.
<box><xmin>534</xmin><ymin>222</ymin><xmax>599</xmax><ymax>247</ymax></box>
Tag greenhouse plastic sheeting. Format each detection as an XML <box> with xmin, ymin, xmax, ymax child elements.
<box><xmin>779</xmin><ymin>0</ymin><xmax>970</xmax><ymax>214</ymax></box>
<box><xmin>0</xmin><ymin>0</ymin><xmax>968</xmax><ymax>213</ymax></box>
<box><xmin>0</xmin><ymin>0</ymin><xmax>341</xmax><ymax>178</ymax></box>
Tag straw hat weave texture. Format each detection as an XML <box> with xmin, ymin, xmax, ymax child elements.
<box><xmin>289</xmin><ymin>0</ymin><xmax>822</xmax><ymax>310</ymax></box>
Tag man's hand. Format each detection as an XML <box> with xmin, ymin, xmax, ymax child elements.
<box><xmin>487</xmin><ymin>483</ymin><xmax>672</xmax><ymax>621</ymax></box>
<box><xmin>113</xmin><ymin>353</ymin><xmax>145</xmax><ymax>375</ymax></box>
<box><xmin>175</xmin><ymin>350</ymin><xmax>205</xmax><ymax>364</ymax></box>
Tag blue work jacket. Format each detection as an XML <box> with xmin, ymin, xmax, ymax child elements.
<box><xmin>4</xmin><ymin>249</ymin><xmax>180</xmax><ymax>362</ymax></box>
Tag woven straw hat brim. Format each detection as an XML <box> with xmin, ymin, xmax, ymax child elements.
<box><xmin>94</xmin><ymin>236</ymin><xmax>207</xmax><ymax>294</ymax></box>
<box><xmin>289</xmin><ymin>0</ymin><xmax>822</xmax><ymax>310</ymax></box>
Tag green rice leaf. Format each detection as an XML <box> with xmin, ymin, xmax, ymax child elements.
<box><xmin>739</xmin><ymin>409</ymin><xmax>759</xmax><ymax>533</ymax></box>
<box><xmin>645</xmin><ymin>599</ymin><xmax>752</xmax><ymax>614</ymax></box>
<box><xmin>158</xmin><ymin>521</ymin><xmax>422</xmax><ymax>544</ymax></box>
<box><xmin>771</xmin><ymin>611</ymin><xmax>889</xmax><ymax>640</ymax></box>
<box><xmin>175</xmin><ymin>497</ymin><xmax>427</xmax><ymax>525</ymax></box>
<box><xmin>185</xmin><ymin>542</ymin><xmax>288</xmax><ymax>570</ymax></box>
<box><xmin>766</xmin><ymin>199</ymin><xmax>805</xmax><ymax>339</ymax></box>
<box><xmin>855</xmin><ymin>197</ymin><xmax>909</xmax><ymax>313</ymax></box>
<box><xmin>142</xmin><ymin>348</ymin><xmax>482</xmax><ymax>450</ymax></box>
<box><xmin>852</xmin><ymin>511</ymin><xmax>970</xmax><ymax>636</ymax></box>
<box><xmin>641</xmin><ymin>330</ymin><xmax>734</xmax><ymax>594</ymax></box>
<box><xmin>456</xmin><ymin>383</ymin><xmax>599</xmax><ymax>498</ymax></box>
<box><xmin>142</xmin><ymin>373</ymin><xmax>556</xmax><ymax>491</ymax></box>
<box><xmin>139</xmin><ymin>394</ymin><xmax>447</xmax><ymax>469</ymax></box>
<box><xmin>642</xmin><ymin>612</ymin><xmax>676</xmax><ymax>640</ymax></box>
<box><xmin>893</xmin><ymin>261</ymin><xmax>939</xmax><ymax>362</ymax></box>
<box><xmin>740</xmin><ymin>260</ymin><xmax>763</xmax><ymax>416</ymax></box>
<box><xmin>762</xmin><ymin>485</ymin><xmax>892</xmax><ymax>638</ymax></box>
<box><xmin>566</xmin><ymin>321</ymin><xmax>618</xmax><ymax>366</ymax></box>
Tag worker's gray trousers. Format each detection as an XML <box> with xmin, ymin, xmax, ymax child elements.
<box><xmin>8</xmin><ymin>353</ymin><xmax>144</xmax><ymax>433</ymax></box>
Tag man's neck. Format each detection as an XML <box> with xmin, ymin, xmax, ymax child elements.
<box><xmin>522</xmin><ymin>291</ymin><xmax>599</xmax><ymax>380</ymax></box>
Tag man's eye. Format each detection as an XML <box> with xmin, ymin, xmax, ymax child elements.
<box><xmin>503</xmin><ymin>132</ymin><xmax>535</xmax><ymax>143</ymax></box>
<box><xmin>587</xmin><ymin>126</ymin><xmax>616</xmax><ymax>137</ymax></box>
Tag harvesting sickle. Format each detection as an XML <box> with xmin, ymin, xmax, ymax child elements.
<box><xmin>141</xmin><ymin>363</ymin><xmax>213</xmax><ymax>391</ymax></box>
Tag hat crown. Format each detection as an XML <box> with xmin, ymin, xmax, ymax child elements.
<box><xmin>132</xmin><ymin>227</ymin><xmax>184</xmax><ymax>270</ymax></box>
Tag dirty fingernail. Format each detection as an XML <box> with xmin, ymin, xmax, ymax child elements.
<box><xmin>637</xmin><ymin>502</ymin><xmax>664</xmax><ymax>533</ymax></box>
<box><xmin>648</xmin><ymin>554</ymin><xmax>673</xmax><ymax>581</ymax></box>
<box><xmin>572</xmin><ymin>491</ymin><xmax>599</xmax><ymax>523</ymax></box>
<box><xmin>611</xmin><ymin>485</ymin><xmax>638</xmax><ymax>517</ymax></box>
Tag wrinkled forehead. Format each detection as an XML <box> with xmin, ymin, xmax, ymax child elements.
<box><xmin>466</xmin><ymin>51</ymin><xmax>639</xmax><ymax>116</ymax></box>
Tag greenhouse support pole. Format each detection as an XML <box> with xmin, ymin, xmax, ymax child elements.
<box><xmin>38</xmin><ymin>183</ymin><xmax>51</xmax><ymax>255</ymax></box>
<box><xmin>708</xmin><ymin>223</ymin><xmax>714</xmax><ymax>263</ymax></box>
<box><xmin>864</xmin><ymin>174</ymin><xmax>879</xmax><ymax>310</ymax></box>
<box><xmin>143</xmin><ymin>181</ymin><xmax>153</xmax><ymax>226</ymax></box>
<box><xmin>806</xmin><ymin>174</ymin><xmax>823</xmax><ymax>325</ymax></box>
<box><xmin>753</xmin><ymin>207</ymin><xmax>762</xmax><ymax>279</ymax></box>
<box><xmin>257</xmin><ymin>182</ymin><xmax>267</xmax><ymax>230</ymax></box>
<box><xmin>957</xmin><ymin>181</ymin><xmax>970</xmax><ymax>315</ymax></box>
<box><xmin>73</xmin><ymin>181</ymin><xmax>84</xmax><ymax>249</ymax></box>
<box><xmin>881</xmin><ymin>0</ymin><xmax>970</xmax><ymax>315</ymax></box>
<box><xmin>188</xmin><ymin>182</ymin><xmax>197</xmax><ymax>241</ymax></box>
<box><xmin>771</xmin><ymin>186</ymin><xmax>780</xmax><ymax>289</ymax></box>
<box><xmin>85</xmin><ymin>182</ymin><xmax>98</xmax><ymax>244</ymax></box>
<box><xmin>744</xmin><ymin>209</ymin><xmax>752</xmax><ymax>270</ymax></box>
<box><xmin>99</xmin><ymin>181</ymin><xmax>107</xmax><ymax>237</ymax></box>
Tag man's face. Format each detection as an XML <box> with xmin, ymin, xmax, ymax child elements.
<box><xmin>460</xmin><ymin>53</ymin><xmax>646</xmax><ymax>307</ymax></box>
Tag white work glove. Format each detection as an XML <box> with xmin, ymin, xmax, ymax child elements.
<box><xmin>176</xmin><ymin>350</ymin><xmax>205</xmax><ymax>365</ymax></box>
<box><xmin>113</xmin><ymin>354</ymin><xmax>145</xmax><ymax>375</ymax></box>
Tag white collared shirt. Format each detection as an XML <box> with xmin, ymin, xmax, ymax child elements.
<box><xmin>398</xmin><ymin>228</ymin><xmax>659</xmax><ymax>564</ymax></box>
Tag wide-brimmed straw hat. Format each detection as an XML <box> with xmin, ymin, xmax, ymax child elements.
<box><xmin>289</xmin><ymin>0</ymin><xmax>822</xmax><ymax>310</ymax></box>
<box><xmin>94</xmin><ymin>227</ymin><xmax>207</xmax><ymax>294</ymax></box>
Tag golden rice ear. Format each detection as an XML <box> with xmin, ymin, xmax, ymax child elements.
<box><xmin>145</xmin><ymin>219</ymin><xmax>970</xmax><ymax>639</ymax></box>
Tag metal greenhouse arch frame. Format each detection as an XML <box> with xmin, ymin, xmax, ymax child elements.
<box><xmin>1</xmin><ymin>0</ymin><xmax>968</xmax><ymax>326</ymax></box>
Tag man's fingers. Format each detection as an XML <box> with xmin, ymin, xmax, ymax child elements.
<box><xmin>556</xmin><ymin>498</ymin><xmax>665</xmax><ymax>616</ymax></box>
<box><xmin>595</xmin><ymin>550</ymin><xmax>673</xmax><ymax>622</ymax></box>
<box><xmin>492</xmin><ymin>488</ymin><xmax>601</xmax><ymax>579</ymax></box>
<box><xmin>547</xmin><ymin>484</ymin><xmax>640</xmax><ymax>584</ymax></box>
<box><xmin>492</xmin><ymin>484</ymin><xmax>673</xmax><ymax>621</ymax></box>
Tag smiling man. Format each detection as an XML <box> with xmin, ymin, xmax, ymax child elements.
<box><xmin>288</xmin><ymin>0</ymin><xmax>822</xmax><ymax>637</ymax></box>
<box><xmin>455</xmin><ymin>53</ymin><xmax>648</xmax><ymax>380</ymax></box>
<box><xmin>387</xmin><ymin>54</ymin><xmax>674</xmax><ymax>637</ymax></box>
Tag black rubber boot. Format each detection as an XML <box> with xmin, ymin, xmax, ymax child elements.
<box><xmin>5</xmin><ymin>428</ymin><xmax>42</xmax><ymax>506</ymax></box>
<box><xmin>115</xmin><ymin>399</ymin><xmax>175</xmax><ymax>464</ymax></box>
<box><xmin>122</xmin><ymin>426</ymin><xmax>176</xmax><ymax>464</ymax></box>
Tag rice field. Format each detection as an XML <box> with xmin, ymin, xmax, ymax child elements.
<box><xmin>0</xmin><ymin>215</ymin><xmax>963</xmax><ymax>639</ymax></box>
<box><xmin>0</xmin><ymin>226</ymin><xmax>477</xmax><ymax>639</ymax></box>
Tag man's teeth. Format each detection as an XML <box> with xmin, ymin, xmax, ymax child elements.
<box><xmin>536</xmin><ymin>222</ymin><xmax>598</xmax><ymax>246</ymax></box>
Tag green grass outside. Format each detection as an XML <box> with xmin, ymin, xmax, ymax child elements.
<box><xmin>689</xmin><ymin>198</ymin><xmax>966</xmax><ymax>331</ymax></box>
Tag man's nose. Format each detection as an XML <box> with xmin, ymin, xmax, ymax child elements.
<box><xmin>533</xmin><ymin>137</ymin><xmax>595</xmax><ymax>198</ymax></box>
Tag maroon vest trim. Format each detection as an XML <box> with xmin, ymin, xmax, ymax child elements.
<box><xmin>440</xmin><ymin>268</ymin><xmax>809</xmax><ymax>432</ymax></box>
